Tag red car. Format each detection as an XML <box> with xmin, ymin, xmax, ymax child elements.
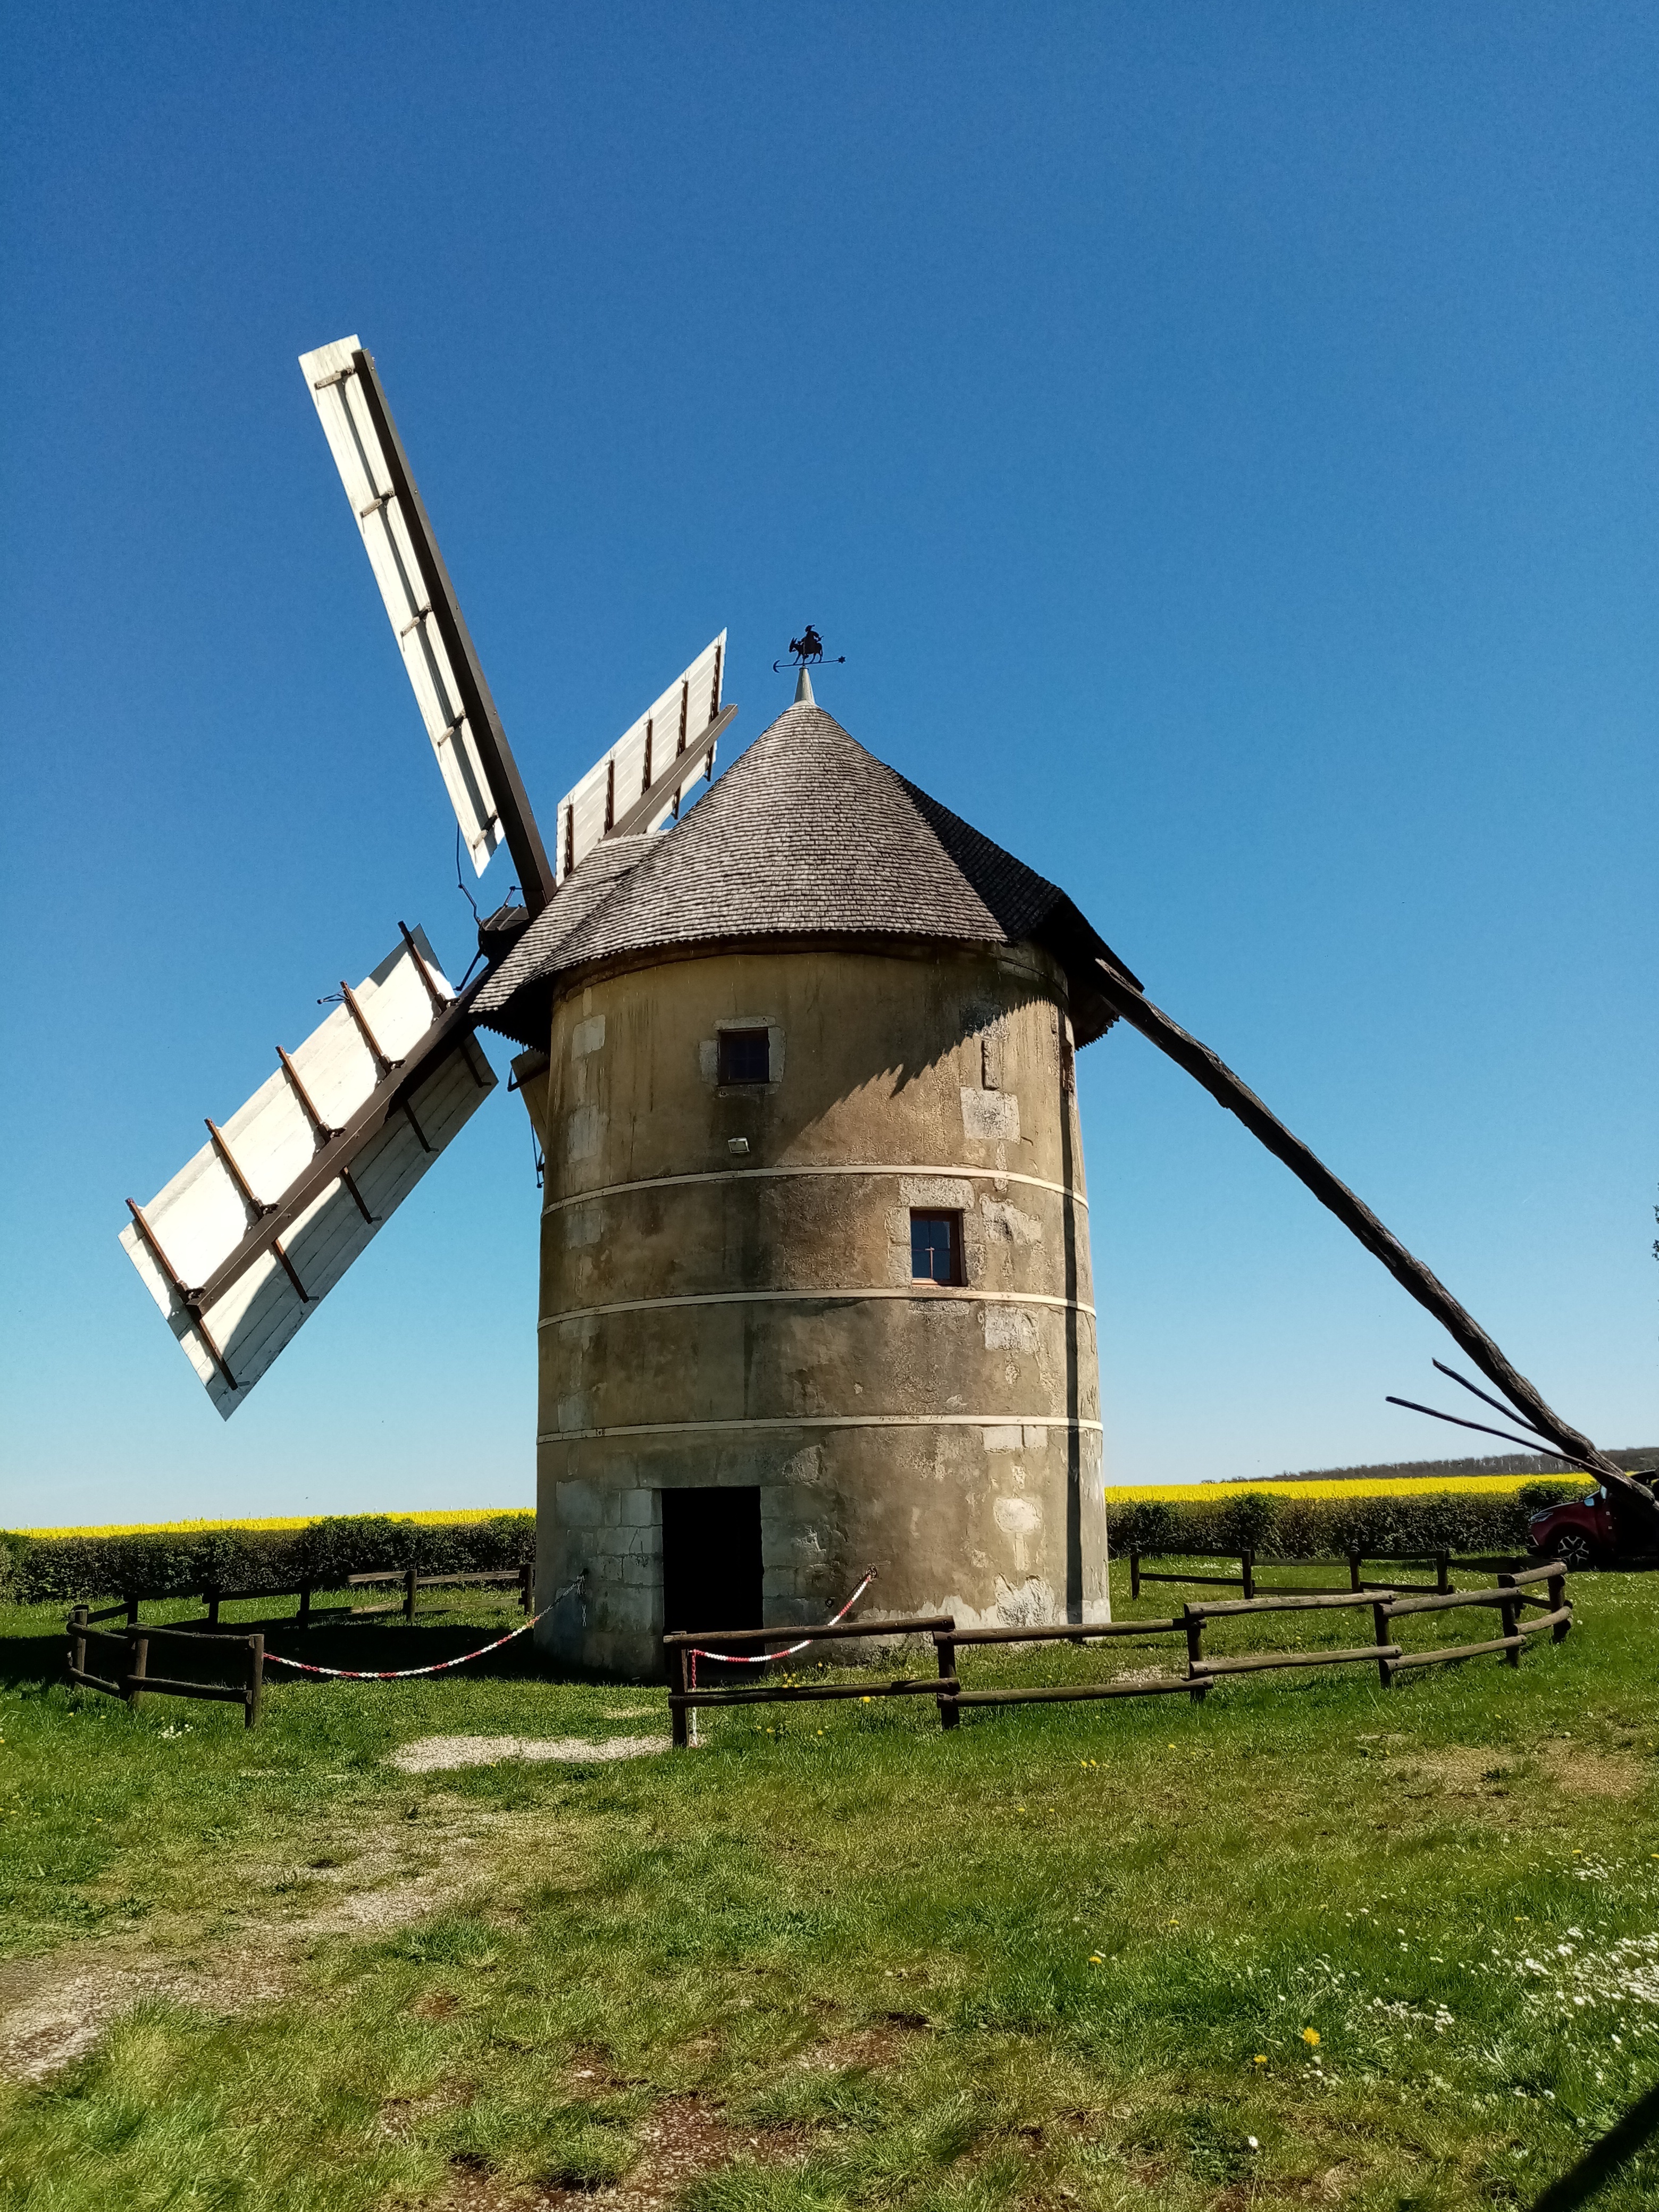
<box><xmin>1528</xmin><ymin>1478</ymin><xmax>1659</xmax><ymax>1570</ymax></box>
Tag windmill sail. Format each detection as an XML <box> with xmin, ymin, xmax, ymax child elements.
<box><xmin>551</xmin><ymin>633</ymin><xmax>730</xmax><ymax>885</ymax></box>
<box><xmin>298</xmin><ymin>337</ymin><xmax>556</xmax><ymax>909</ymax></box>
<box><xmin>120</xmin><ymin>929</ymin><xmax>495</xmax><ymax>1418</ymax></box>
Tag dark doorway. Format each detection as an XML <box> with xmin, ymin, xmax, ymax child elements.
<box><xmin>661</xmin><ymin>1487</ymin><xmax>763</xmax><ymax>1649</ymax></box>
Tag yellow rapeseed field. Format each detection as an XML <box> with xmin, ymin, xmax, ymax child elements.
<box><xmin>1106</xmin><ymin>1472</ymin><xmax>1582</xmax><ymax>1503</ymax></box>
<box><xmin>15</xmin><ymin>1477</ymin><xmax>1590</xmax><ymax>1538</ymax></box>
<box><xmin>9</xmin><ymin>1509</ymin><xmax>530</xmax><ymax>1539</ymax></box>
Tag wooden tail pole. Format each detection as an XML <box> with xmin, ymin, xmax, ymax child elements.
<box><xmin>669</xmin><ymin>1642</ymin><xmax>690</xmax><ymax>1750</ymax></box>
<box><xmin>125</xmin><ymin>1632</ymin><xmax>149</xmax><ymax>1708</ymax></box>
<box><xmin>404</xmin><ymin>1567</ymin><xmax>418</xmax><ymax>1624</ymax></box>
<box><xmin>1241</xmin><ymin>1548</ymin><xmax>1255</xmax><ymax>1601</ymax></box>
<box><xmin>246</xmin><ymin>1635</ymin><xmax>265</xmax><ymax>1728</ymax></box>
<box><xmin>1091</xmin><ymin>960</ymin><xmax>1637</xmax><ymax>1498</ymax></box>
<box><xmin>1129</xmin><ymin>1547</ymin><xmax>1141</xmax><ymax>1601</ymax></box>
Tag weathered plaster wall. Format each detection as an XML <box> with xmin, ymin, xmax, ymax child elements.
<box><xmin>530</xmin><ymin>940</ymin><xmax>1107</xmax><ymax>1677</ymax></box>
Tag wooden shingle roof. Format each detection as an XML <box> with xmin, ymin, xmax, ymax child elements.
<box><xmin>475</xmin><ymin>702</ymin><xmax>1132</xmax><ymax>1048</ymax></box>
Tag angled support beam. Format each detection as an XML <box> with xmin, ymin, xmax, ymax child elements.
<box><xmin>205</xmin><ymin>1119</ymin><xmax>274</xmax><ymax>1220</ymax></box>
<box><xmin>1092</xmin><ymin>957</ymin><xmax>1638</xmax><ymax>1498</ymax></box>
<box><xmin>124</xmin><ymin>1201</ymin><xmax>238</xmax><ymax>1388</ymax></box>
<box><xmin>339</xmin><ymin>979</ymin><xmax>397</xmax><ymax>1077</ymax></box>
<box><xmin>397</xmin><ymin>921</ymin><xmax>450</xmax><ymax>1017</ymax></box>
<box><xmin>276</xmin><ymin>1046</ymin><xmax>339</xmax><ymax>1142</ymax></box>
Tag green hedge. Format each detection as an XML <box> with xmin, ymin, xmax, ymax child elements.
<box><xmin>0</xmin><ymin>1482</ymin><xmax>1593</xmax><ymax>1605</ymax></box>
<box><xmin>1103</xmin><ymin>1481</ymin><xmax>1585</xmax><ymax>1561</ymax></box>
<box><xmin>0</xmin><ymin>1513</ymin><xmax>536</xmax><ymax>1606</ymax></box>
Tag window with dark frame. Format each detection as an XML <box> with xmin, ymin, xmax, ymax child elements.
<box><xmin>910</xmin><ymin>1210</ymin><xmax>963</xmax><ymax>1286</ymax></box>
<box><xmin>717</xmin><ymin>1028</ymin><xmax>770</xmax><ymax>1085</ymax></box>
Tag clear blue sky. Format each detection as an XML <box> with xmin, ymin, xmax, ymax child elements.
<box><xmin>3</xmin><ymin>3</ymin><xmax>1654</xmax><ymax>1528</ymax></box>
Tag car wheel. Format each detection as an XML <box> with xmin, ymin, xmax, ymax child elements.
<box><xmin>1551</xmin><ymin>1531</ymin><xmax>1598</xmax><ymax>1573</ymax></box>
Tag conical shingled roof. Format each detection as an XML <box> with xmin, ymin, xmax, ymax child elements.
<box><xmin>475</xmin><ymin>702</ymin><xmax>1131</xmax><ymax>1048</ymax></box>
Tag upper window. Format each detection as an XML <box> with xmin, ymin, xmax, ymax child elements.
<box><xmin>718</xmin><ymin>1028</ymin><xmax>770</xmax><ymax>1085</ymax></box>
<box><xmin>910</xmin><ymin>1210</ymin><xmax>963</xmax><ymax>1286</ymax></box>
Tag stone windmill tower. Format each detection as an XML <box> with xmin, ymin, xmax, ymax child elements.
<box><xmin>473</xmin><ymin>677</ymin><xmax>1126</xmax><ymax>1674</ymax></box>
<box><xmin>122</xmin><ymin>335</ymin><xmax>1647</xmax><ymax>1681</ymax></box>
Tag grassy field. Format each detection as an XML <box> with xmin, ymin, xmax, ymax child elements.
<box><xmin>2</xmin><ymin>1563</ymin><xmax>1656</xmax><ymax>2210</ymax></box>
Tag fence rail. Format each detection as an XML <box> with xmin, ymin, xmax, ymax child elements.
<box><xmin>345</xmin><ymin>1566</ymin><xmax>531</xmax><ymax>1622</ymax></box>
<box><xmin>67</xmin><ymin>1611</ymin><xmax>264</xmax><ymax>1727</ymax></box>
<box><xmin>1128</xmin><ymin>1546</ymin><xmax>1476</xmax><ymax>1602</ymax></box>
<box><xmin>59</xmin><ymin>1563</ymin><xmax>534</xmax><ymax>1635</ymax></box>
<box><xmin>663</xmin><ymin>1562</ymin><xmax>1573</xmax><ymax>1742</ymax></box>
<box><xmin>663</xmin><ymin>1615</ymin><xmax>959</xmax><ymax>1747</ymax></box>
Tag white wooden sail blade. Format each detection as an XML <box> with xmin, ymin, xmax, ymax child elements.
<box><xmin>299</xmin><ymin>335</ymin><xmax>505</xmax><ymax>875</ymax></box>
<box><xmin>551</xmin><ymin>632</ymin><xmax>728</xmax><ymax>883</ymax></box>
<box><xmin>120</xmin><ymin>929</ymin><xmax>496</xmax><ymax>1417</ymax></box>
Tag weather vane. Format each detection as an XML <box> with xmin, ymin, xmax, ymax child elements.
<box><xmin>773</xmin><ymin>625</ymin><xmax>845</xmax><ymax>673</ymax></box>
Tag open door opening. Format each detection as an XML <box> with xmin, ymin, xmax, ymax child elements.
<box><xmin>661</xmin><ymin>1486</ymin><xmax>763</xmax><ymax>1660</ymax></box>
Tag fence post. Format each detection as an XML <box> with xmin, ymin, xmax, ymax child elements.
<box><xmin>68</xmin><ymin>1605</ymin><xmax>88</xmax><ymax>1686</ymax></box>
<box><xmin>1241</xmin><ymin>1549</ymin><xmax>1255</xmax><ymax>1601</ymax></box>
<box><xmin>404</xmin><ymin>1567</ymin><xmax>418</xmax><ymax>1623</ymax></box>
<box><xmin>669</xmin><ymin>1641</ymin><xmax>689</xmax><ymax>1750</ymax></box>
<box><xmin>1129</xmin><ymin>1547</ymin><xmax>1141</xmax><ymax>1601</ymax></box>
<box><xmin>1372</xmin><ymin>1599</ymin><xmax>1394</xmax><ymax>1689</ymax></box>
<box><xmin>125</xmin><ymin>1631</ymin><xmax>149</xmax><ymax>1708</ymax></box>
<box><xmin>1348</xmin><ymin>1551</ymin><xmax>1362</xmax><ymax>1593</ymax></box>
<box><xmin>246</xmin><ymin>1635</ymin><xmax>264</xmax><ymax>1729</ymax></box>
<box><xmin>1184</xmin><ymin>1606</ymin><xmax>1205</xmax><ymax>1703</ymax></box>
<box><xmin>1497</xmin><ymin>1577</ymin><xmax>1521</xmax><ymax>1666</ymax></box>
<box><xmin>520</xmin><ymin>1561</ymin><xmax>533</xmax><ymax>1614</ymax></box>
<box><xmin>126</xmin><ymin>1593</ymin><xmax>140</xmax><ymax>1627</ymax></box>
<box><xmin>298</xmin><ymin>1580</ymin><xmax>312</xmax><ymax>1632</ymax></box>
<box><xmin>1436</xmin><ymin>1551</ymin><xmax>1451</xmax><ymax>1595</ymax></box>
<box><xmin>205</xmin><ymin>1586</ymin><xmax>221</xmax><ymax>1630</ymax></box>
<box><xmin>1548</xmin><ymin>1568</ymin><xmax>1569</xmax><ymax>1642</ymax></box>
<box><xmin>935</xmin><ymin>1630</ymin><xmax>959</xmax><ymax>1730</ymax></box>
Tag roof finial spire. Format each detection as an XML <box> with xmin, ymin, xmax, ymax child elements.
<box><xmin>794</xmin><ymin>664</ymin><xmax>815</xmax><ymax>705</ymax></box>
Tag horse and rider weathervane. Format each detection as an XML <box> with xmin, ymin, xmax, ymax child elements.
<box><xmin>773</xmin><ymin>625</ymin><xmax>845</xmax><ymax>674</ymax></box>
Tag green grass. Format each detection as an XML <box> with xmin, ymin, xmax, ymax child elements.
<box><xmin>1</xmin><ymin>1563</ymin><xmax>1657</xmax><ymax>2208</ymax></box>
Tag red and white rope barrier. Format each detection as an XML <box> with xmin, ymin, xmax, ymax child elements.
<box><xmin>264</xmin><ymin>1612</ymin><xmax>546</xmax><ymax>1679</ymax></box>
<box><xmin>683</xmin><ymin>1569</ymin><xmax>878</xmax><ymax>1745</ymax></box>
<box><xmin>264</xmin><ymin>1578</ymin><xmax>581</xmax><ymax>1681</ymax></box>
<box><xmin>684</xmin><ymin>1570</ymin><xmax>877</xmax><ymax>1665</ymax></box>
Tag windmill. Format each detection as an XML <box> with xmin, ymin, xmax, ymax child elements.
<box><xmin>122</xmin><ymin>335</ymin><xmax>1653</xmax><ymax>1672</ymax></box>
<box><xmin>120</xmin><ymin>336</ymin><xmax>733</xmax><ymax>1417</ymax></box>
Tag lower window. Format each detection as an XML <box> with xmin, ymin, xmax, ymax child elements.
<box><xmin>910</xmin><ymin>1210</ymin><xmax>963</xmax><ymax>1286</ymax></box>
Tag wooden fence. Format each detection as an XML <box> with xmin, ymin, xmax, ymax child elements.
<box><xmin>67</xmin><ymin>1611</ymin><xmax>264</xmax><ymax>1727</ymax></box>
<box><xmin>1128</xmin><ymin>1546</ymin><xmax>1477</xmax><ymax>1602</ymax></box>
<box><xmin>64</xmin><ymin>1566</ymin><xmax>531</xmax><ymax>1727</ymax></box>
<box><xmin>66</xmin><ymin>1564</ymin><xmax>533</xmax><ymax>1635</ymax></box>
<box><xmin>341</xmin><ymin>1566</ymin><xmax>532</xmax><ymax>1622</ymax></box>
<box><xmin>662</xmin><ymin>1561</ymin><xmax>1572</xmax><ymax>1742</ymax></box>
<box><xmin>663</xmin><ymin>1617</ymin><xmax>959</xmax><ymax>1747</ymax></box>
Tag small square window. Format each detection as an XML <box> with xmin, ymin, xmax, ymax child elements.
<box><xmin>718</xmin><ymin>1028</ymin><xmax>770</xmax><ymax>1085</ymax></box>
<box><xmin>910</xmin><ymin>1210</ymin><xmax>963</xmax><ymax>1286</ymax></box>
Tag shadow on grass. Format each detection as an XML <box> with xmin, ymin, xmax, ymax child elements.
<box><xmin>1528</xmin><ymin>2081</ymin><xmax>1659</xmax><ymax>2210</ymax></box>
<box><xmin>0</xmin><ymin>1612</ymin><xmax>588</xmax><ymax>1695</ymax></box>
